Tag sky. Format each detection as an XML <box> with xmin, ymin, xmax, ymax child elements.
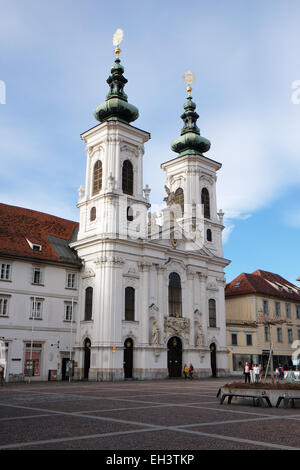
<box><xmin>0</xmin><ymin>0</ymin><xmax>300</xmax><ymax>285</ymax></box>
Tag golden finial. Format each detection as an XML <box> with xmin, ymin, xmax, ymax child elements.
<box><xmin>113</xmin><ymin>28</ymin><xmax>124</xmax><ymax>58</ymax></box>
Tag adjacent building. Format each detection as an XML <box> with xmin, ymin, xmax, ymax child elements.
<box><xmin>225</xmin><ymin>270</ymin><xmax>300</xmax><ymax>374</ymax></box>
<box><xmin>0</xmin><ymin>203</ymin><xmax>81</xmax><ymax>381</ymax></box>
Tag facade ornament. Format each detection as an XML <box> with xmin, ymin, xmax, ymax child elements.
<box><xmin>164</xmin><ymin>316</ymin><xmax>190</xmax><ymax>342</ymax></box>
<box><xmin>195</xmin><ymin>325</ymin><xmax>205</xmax><ymax>347</ymax></box>
<box><xmin>163</xmin><ymin>185</ymin><xmax>176</xmax><ymax>206</ymax></box>
<box><xmin>107</xmin><ymin>172</ymin><xmax>116</xmax><ymax>191</ymax></box>
<box><xmin>207</xmin><ymin>281</ymin><xmax>218</xmax><ymax>291</ymax></box>
<box><xmin>149</xmin><ymin>303</ymin><xmax>159</xmax><ymax>318</ymax></box>
<box><xmin>77</xmin><ymin>185</ymin><xmax>85</xmax><ymax>200</ymax></box>
<box><xmin>82</xmin><ymin>267</ymin><xmax>96</xmax><ymax>279</ymax></box>
<box><xmin>138</xmin><ymin>261</ymin><xmax>152</xmax><ymax>272</ymax></box>
<box><xmin>217</xmin><ymin>209</ymin><xmax>224</xmax><ymax>225</ymax></box>
<box><xmin>94</xmin><ymin>255</ymin><xmax>125</xmax><ymax>266</ymax></box>
<box><xmin>143</xmin><ymin>184</ymin><xmax>151</xmax><ymax>202</ymax></box>
<box><xmin>151</xmin><ymin>320</ymin><xmax>160</xmax><ymax>345</ymax></box>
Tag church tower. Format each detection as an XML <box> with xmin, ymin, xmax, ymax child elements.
<box><xmin>161</xmin><ymin>73</ymin><xmax>224</xmax><ymax>258</ymax></box>
<box><xmin>72</xmin><ymin>31</ymin><xmax>151</xmax><ymax>381</ymax></box>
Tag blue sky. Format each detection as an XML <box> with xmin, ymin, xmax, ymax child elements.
<box><xmin>0</xmin><ymin>0</ymin><xmax>300</xmax><ymax>285</ymax></box>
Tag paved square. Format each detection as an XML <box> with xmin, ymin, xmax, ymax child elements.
<box><xmin>0</xmin><ymin>378</ymin><xmax>299</xmax><ymax>450</ymax></box>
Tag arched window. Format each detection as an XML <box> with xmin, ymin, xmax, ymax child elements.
<box><xmin>90</xmin><ymin>207</ymin><xmax>96</xmax><ymax>221</ymax></box>
<box><xmin>125</xmin><ymin>287</ymin><xmax>135</xmax><ymax>321</ymax></box>
<box><xmin>209</xmin><ymin>299</ymin><xmax>216</xmax><ymax>327</ymax></box>
<box><xmin>127</xmin><ymin>206</ymin><xmax>133</xmax><ymax>221</ymax></box>
<box><xmin>84</xmin><ymin>287</ymin><xmax>93</xmax><ymax>321</ymax></box>
<box><xmin>174</xmin><ymin>188</ymin><xmax>184</xmax><ymax>216</ymax></box>
<box><xmin>169</xmin><ymin>272</ymin><xmax>182</xmax><ymax>317</ymax></box>
<box><xmin>207</xmin><ymin>228</ymin><xmax>212</xmax><ymax>242</ymax></box>
<box><xmin>93</xmin><ymin>160</ymin><xmax>102</xmax><ymax>195</ymax></box>
<box><xmin>201</xmin><ymin>188</ymin><xmax>210</xmax><ymax>219</ymax></box>
<box><xmin>122</xmin><ymin>160</ymin><xmax>133</xmax><ymax>195</ymax></box>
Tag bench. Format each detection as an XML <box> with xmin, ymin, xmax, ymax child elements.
<box><xmin>276</xmin><ymin>396</ymin><xmax>300</xmax><ymax>408</ymax></box>
<box><xmin>220</xmin><ymin>393</ymin><xmax>272</xmax><ymax>407</ymax></box>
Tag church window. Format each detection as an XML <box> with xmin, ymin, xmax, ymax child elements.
<box><xmin>84</xmin><ymin>287</ymin><xmax>93</xmax><ymax>321</ymax></box>
<box><xmin>208</xmin><ymin>298</ymin><xmax>216</xmax><ymax>327</ymax></box>
<box><xmin>92</xmin><ymin>160</ymin><xmax>102</xmax><ymax>195</ymax></box>
<box><xmin>201</xmin><ymin>188</ymin><xmax>210</xmax><ymax>219</ymax></box>
<box><xmin>127</xmin><ymin>206</ymin><xmax>134</xmax><ymax>221</ymax></box>
<box><xmin>207</xmin><ymin>229</ymin><xmax>212</xmax><ymax>242</ymax></box>
<box><xmin>168</xmin><ymin>272</ymin><xmax>182</xmax><ymax>317</ymax></box>
<box><xmin>125</xmin><ymin>287</ymin><xmax>135</xmax><ymax>321</ymax></box>
<box><xmin>90</xmin><ymin>207</ymin><xmax>96</xmax><ymax>221</ymax></box>
<box><xmin>122</xmin><ymin>160</ymin><xmax>133</xmax><ymax>195</ymax></box>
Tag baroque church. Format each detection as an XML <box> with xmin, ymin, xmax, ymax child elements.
<box><xmin>70</xmin><ymin>37</ymin><xmax>231</xmax><ymax>381</ymax></box>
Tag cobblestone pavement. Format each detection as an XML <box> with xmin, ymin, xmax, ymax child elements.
<box><xmin>0</xmin><ymin>378</ymin><xmax>299</xmax><ymax>450</ymax></box>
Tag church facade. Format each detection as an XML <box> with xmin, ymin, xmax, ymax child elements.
<box><xmin>70</xmin><ymin>45</ymin><xmax>231</xmax><ymax>381</ymax></box>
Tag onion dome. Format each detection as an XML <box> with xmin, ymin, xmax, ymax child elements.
<box><xmin>171</xmin><ymin>84</ymin><xmax>210</xmax><ymax>157</ymax></box>
<box><xmin>94</xmin><ymin>49</ymin><xmax>139</xmax><ymax>124</ymax></box>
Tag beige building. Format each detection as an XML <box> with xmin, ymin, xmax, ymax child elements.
<box><xmin>225</xmin><ymin>270</ymin><xmax>300</xmax><ymax>375</ymax></box>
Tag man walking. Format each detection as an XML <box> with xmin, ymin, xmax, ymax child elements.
<box><xmin>243</xmin><ymin>362</ymin><xmax>251</xmax><ymax>383</ymax></box>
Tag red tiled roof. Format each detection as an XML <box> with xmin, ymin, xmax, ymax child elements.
<box><xmin>0</xmin><ymin>203</ymin><xmax>79</xmax><ymax>265</ymax></box>
<box><xmin>225</xmin><ymin>270</ymin><xmax>300</xmax><ymax>302</ymax></box>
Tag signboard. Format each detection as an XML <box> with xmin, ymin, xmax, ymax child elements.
<box><xmin>25</xmin><ymin>359</ymin><xmax>35</xmax><ymax>377</ymax></box>
<box><xmin>112</xmin><ymin>345</ymin><xmax>116</xmax><ymax>352</ymax></box>
<box><xmin>66</xmin><ymin>360</ymin><xmax>74</xmax><ymax>377</ymax></box>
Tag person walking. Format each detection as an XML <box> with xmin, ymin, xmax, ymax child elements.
<box><xmin>189</xmin><ymin>364</ymin><xmax>194</xmax><ymax>379</ymax></box>
<box><xmin>279</xmin><ymin>365</ymin><xmax>284</xmax><ymax>380</ymax></box>
<box><xmin>243</xmin><ymin>362</ymin><xmax>251</xmax><ymax>383</ymax></box>
<box><xmin>183</xmin><ymin>364</ymin><xmax>189</xmax><ymax>379</ymax></box>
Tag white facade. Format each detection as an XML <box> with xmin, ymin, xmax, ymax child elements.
<box><xmin>0</xmin><ymin>258</ymin><xmax>79</xmax><ymax>381</ymax></box>
<box><xmin>71</xmin><ymin>117</ymin><xmax>230</xmax><ymax>381</ymax></box>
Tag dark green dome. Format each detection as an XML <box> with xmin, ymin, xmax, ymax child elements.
<box><xmin>171</xmin><ymin>95</ymin><xmax>210</xmax><ymax>156</ymax></box>
<box><xmin>94</xmin><ymin>58</ymin><xmax>139</xmax><ymax>124</ymax></box>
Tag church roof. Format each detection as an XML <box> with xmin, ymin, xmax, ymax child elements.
<box><xmin>0</xmin><ymin>203</ymin><xmax>80</xmax><ymax>267</ymax></box>
<box><xmin>225</xmin><ymin>270</ymin><xmax>300</xmax><ymax>302</ymax></box>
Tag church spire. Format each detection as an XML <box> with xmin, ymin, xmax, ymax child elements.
<box><xmin>171</xmin><ymin>70</ymin><xmax>211</xmax><ymax>157</ymax></box>
<box><xmin>94</xmin><ymin>29</ymin><xmax>139</xmax><ymax>125</ymax></box>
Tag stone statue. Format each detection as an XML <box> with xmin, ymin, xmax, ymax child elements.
<box><xmin>151</xmin><ymin>320</ymin><xmax>159</xmax><ymax>345</ymax></box>
<box><xmin>196</xmin><ymin>325</ymin><xmax>205</xmax><ymax>347</ymax></box>
<box><xmin>163</xmin><ymin>185</ymin><xmax>176</xmax><ymax>206</ymax></box>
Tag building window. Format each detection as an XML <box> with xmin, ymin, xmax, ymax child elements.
<box><xmin>0</xmin><ymin>296</ymin><xmax>9</xmax><ymax>316</ymax></box>
<box><xmin>298</xmin><ymin>329</ymin><xmax>300</xmax><ymax>340</ymax></box>
<box><xmin>174</xmin><ymin>188</ymin><xmax>184</xmax><ymax>216</ymax></box>
<box><xmin>127</xmin><ymin>206</ymin><xmax>134</xmax><ymax>222</ymax></box>
<box><xmin>277</xmin><ymin>327</ymin><xmax>283</xmax><ymax>343</ymax></box>
<box><xmin>296</xmin><ymin>305</ymin><xmax>300</xmax><ymax>320</ymax></box>
<box><xmin>84</xmin><ymin>287</ymin><xmax>93</xmax><ymax>321</ymax></box>
<box><xmin>264</xmin><ymin>325</ymin><xmax>270</xmax><ymax>342</ymax></box>
<box><xmin>207</xmin><ymin>229</ymin><xmax>212</xmax><ymax>242</ymax></box>
<box><xmin>0</xmin><ymin>263</ymin><xmax>11</xmax><ymax>281</ymax></box>
<box><xmin>32</xmin><ymin>267</ymin><xmax>43</xmax><ymax>285</ymax></box>
<box><xmin>66</xmin><ymin>272</ymin><xmax>76</xmax><ymax>289</ymax></box>
<box><xmin>275</xmin><ymin>301</ymin><xmax>281</xmax><ymax>316</ymax></box>
<box><xmin>64</xmin><ymin>303</ymin><xmax>73</xmax><ymax>322</ymax></box>
<box><xmin>92</xmin><ymin>160</ymin><xmax>102</xmax><ymax>195</ymax></box>
<box><xmin>287</xmin><ymin>328</ymin><xmax>293</xmax><ymax>344</ymax></box>
<box><xmin>208</xmin><ymin>299</ymin><xmax>217</xmax><ymax>328</ymax></box>
<box><xmin>90</xmin><ymin>207</ymin><xmax>96</xmax><ymax>221</ymax></box>
<box><xmin>246</xmin><ymin>334</ymin><xmax>252</xmax><ymax>346</ymax></box>
<box><xmin>122</xmin><ymin>160</ymin><xmax>134</xmax><ymax>195</ymax></box>
<box><xmin>30</xmin><ymin>298</ymin><xmax>43</xmax><ymax>319</ymax></box>
<box><xmin>168</xmin><ymin>272</ymin><xmax>182</xmax><ymax>318</ymax></box>
<box><xmin>201</xmin><ymin>188</ymin><xmax>210</xmax><ymax>219</ymax></box>
<box><xmin>263</xmin><ymin>299</ymin><xmax>269</xmax><ymax>315</ymax></box>
<box><xmin>231</xmin><ymin>333</ymin><xmax>238</xmax><ymax>345</ymax></box>
<box><xmin>286</xmin><ymin>303</ymin><xmax>291</xmax><ymax>318</ymax></box>
<box><xmin>125</xmin><ymin>287</ymin><xmax>135</xmax><ymax>321</ymax></box>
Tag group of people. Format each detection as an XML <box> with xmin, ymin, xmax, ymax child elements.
<box><xmin>183</xmin><ymin>363</ymin><xmax>194</xmax><ymax>379</ymax></box>
<box><xmin>243</xmin><ymin>362</ymin><xmax>285</xmax><ymax>383</ymax></box>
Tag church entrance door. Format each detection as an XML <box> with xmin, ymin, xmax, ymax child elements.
<box><xmin>124</xmin><ymin>338</ymin><xmax>133</xmax><ymax>379</ymax></box>
<box><xmin>84</xmin><ymin>338</ymin><xmax>91</xmax><ymax>380</ymax></box>
<box><xmin>210</xmin><ymin>342</ymin><xmax>217</xmax><ymax>377</ymax></box>
<box><xmin>167</xmin><ymin>336</ymin><xmax>182</xmax><ymax>377</ymax></box>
